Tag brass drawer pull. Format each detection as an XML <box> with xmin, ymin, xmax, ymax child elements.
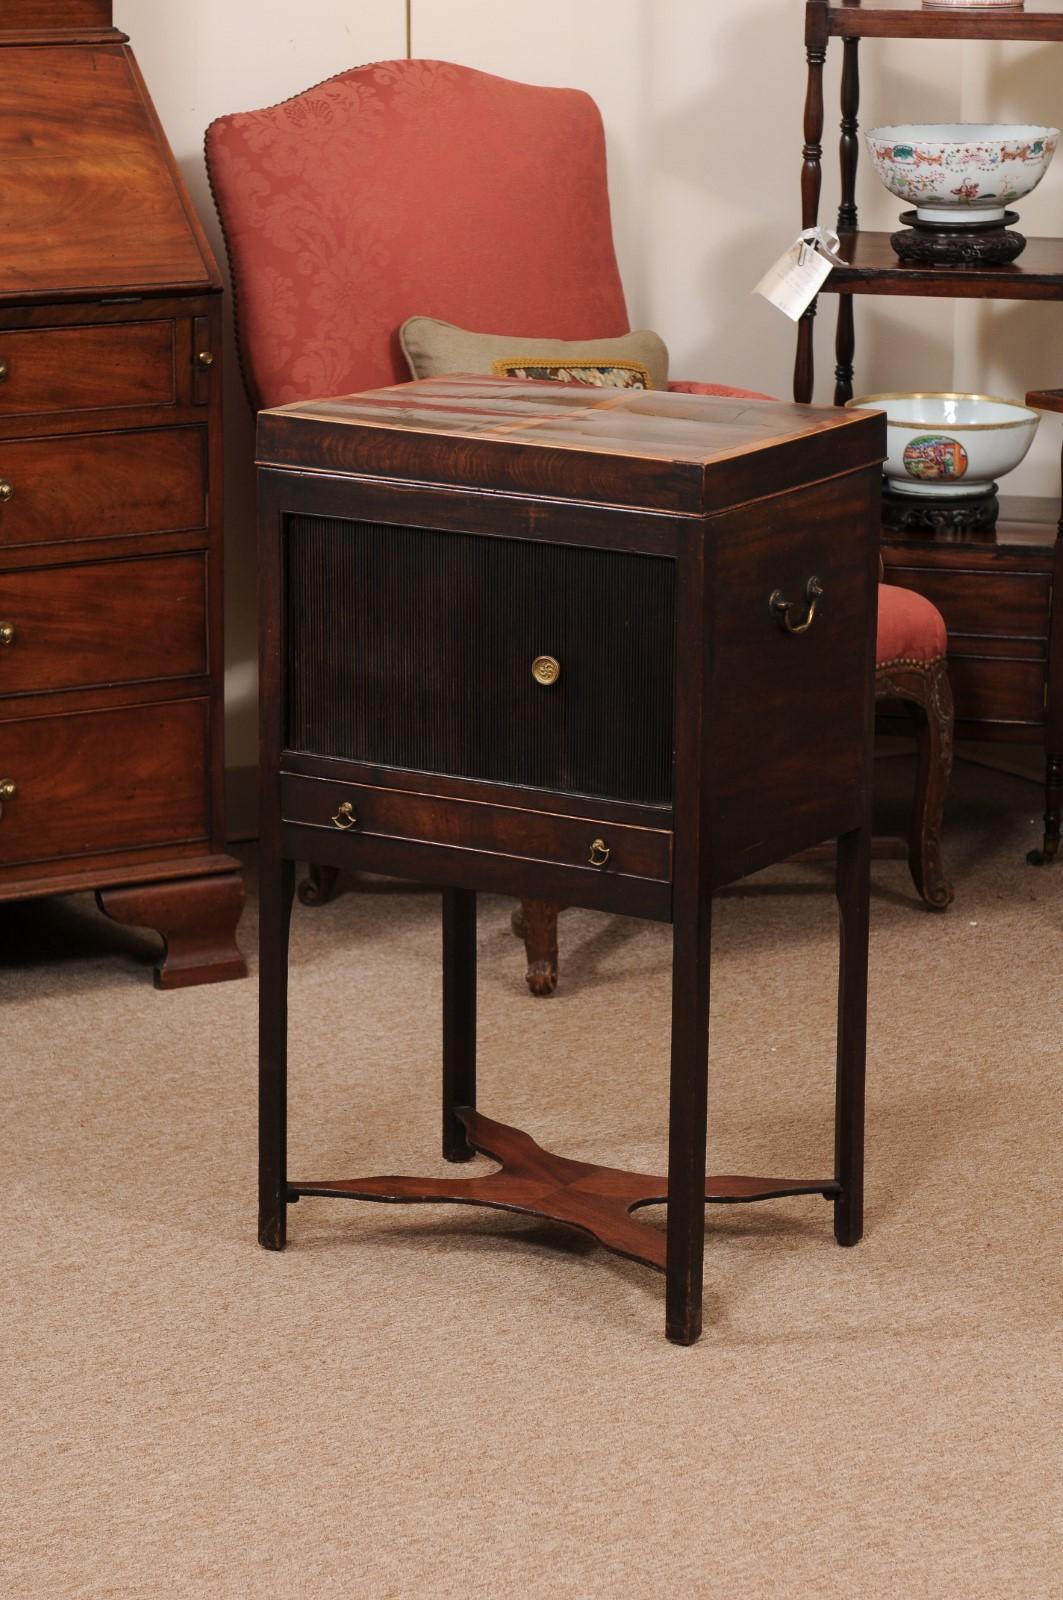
<box><xmin>589</xmin><ymin>837</ymin><xmax>611</xmax><ymax>868</ymax></box>
<box><xmin>0</xmin><ymin>622</ymin><xmax>14</xmax><ymax>646</ymax></box>
<box><xmin>769</xmin><ymin>575</ymin><xmax>823</xmax><ymax>635</ymax></box>
<box><xmin>197</xmin><ymin>350</ymin><xmax>215</xmax><ymax>369</ymax></box>
<box><xmin>0</xmin><ymin>359</ymin><xmax>8</xmax><ymax>382</ymax></box>
<box><xmin>0</xmin><ymin>480</ymin><xmax>13</xmax><ymax>504</ymax></box>
<box><xmin>532</xmin><ymin>654</ymin><xmax>561</xmax><ymax>687</ymax></box>
<box><xmin>331</xmin><ymin>801</ymin><xmax>358</xmax><ymax>831</ymax></box>
<box><xmin>0</xmin><ymin>778</ymin><xmax>16</xmax><ymax>819</ymax></box>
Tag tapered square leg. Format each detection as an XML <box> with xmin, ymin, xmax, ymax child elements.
<box><xmin>834</xmin><ymin>825</ymin><xmax>870</xmax><ymax>1247</ymax></box>
<box><xmin>665</xmin><ymin>894</ymin><xmax>713</xmax><ymax>1346</ymax></box>
<box><xmin>442</xmin><ymin>889</ymin><xmax>477</xmax><ymax>1162</ymax></box>
<box><xmin>259</xmin><ymin>854</ymin><xmax>295</xmax><ymax>1250</ymax></box>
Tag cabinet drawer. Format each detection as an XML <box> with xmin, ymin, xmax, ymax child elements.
<box><xmin>0</xmin><ymin>427</ymin><xmax>206</xmax><ymax>549</ymax></box>
<box><xmin>883</xmin><ymin>563</ymin><xmax>1051</xmax><ymax>642</ymax></box>
<box><xmin>281</xmin><ymin>772</ymin><xmax>673</xmax><ymax>884</ymax></box>
<box><xmin>949</xmin><ymin>656</ymin><xmax>1046</xmax><ymax>728</ymax></box>
<box><xmin>0</xmin><ymin>698</ymin><xmax>208</xmax><ymax>868</ymax></box>
<box><xmin>285</xmin><ymin>517</ymin><xmax>676</xmax><ymax>807</ymax></box>
<box><xmin>0</xmin><ymin>323</ymin><xmax>176</xmax><ymax>418</ymax></box>
<box><xmin>0</xmin><ymin>553</ymin><xmax>207</xmax><ymax>697</ymax></box>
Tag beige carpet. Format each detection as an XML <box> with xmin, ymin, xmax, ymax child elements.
<box><xmin>3</xmin><ymin>760</ymin><xmax>1060</xmax><ymax>1599</ymax></box>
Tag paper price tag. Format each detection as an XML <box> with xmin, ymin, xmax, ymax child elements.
<box><xmin>754</xmin><ymin>228</ymin><xmax>848</xmax><ymax>322</ymax></box>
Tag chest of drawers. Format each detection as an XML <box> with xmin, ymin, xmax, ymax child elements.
<box><xmin>256</xmin><ymin>376</ymin><xmax>885</xmax><ymax>1342</ymax></box>
<box><xmin>0</xmin><ymin>3</ymin><xmax>244</xmax><ymax>987</ymax></box>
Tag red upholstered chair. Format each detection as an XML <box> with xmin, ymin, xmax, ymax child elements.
<box><xmin>206</xmin><ymin>59</ymin><xmax>953</xmax><ymax>993</ymax></box>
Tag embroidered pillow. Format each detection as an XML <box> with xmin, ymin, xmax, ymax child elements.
<box><xmin>399</xmin><ymin>317</ymin><xmax>668</xmax><ymax>391</ymax></box>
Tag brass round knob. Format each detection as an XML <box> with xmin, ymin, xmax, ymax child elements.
<box><xmin>0</xmin><ymin>359</ymin><xmax>8</xmax><ymax>382</ymax></box>
<box><xmin>0</xmin><ymin>481</ymin><xmax>13</xmax><ymax>504</ymax></box>
<box><xmin>331</xmin><ymin>801</ymin><xmax>358</xmax><ymax>831</ymax></box>
<box><xmin>0</xmin><ymin>623</ymin><xmax>14</xmax><ymax>646</ymax></box>
<box><xmin>197</xmin><ymin>350</ymin><xmax>215</xmax><ymax>369</ymax></box>
<box><xmin>589</xmin><ymin>838</ymin><xmax>611</xmax><ymax>868</ymax></box>
<box><xmin>0</xmin><ymin>779</ymin><xmax>17</xmax><ymax>801</ymax></box>
<box><xmin>532</xmin><ymin>655</ymin><xmax>561</xmax><ymax>687</ymax></box>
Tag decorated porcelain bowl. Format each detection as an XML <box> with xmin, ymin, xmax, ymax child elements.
<box><xmin>847</xmin><ymin>393</ymin><xmax>1040</xmax><ymax>498</ymax></box>
<box><xmin>866</xmin><ymin>124</ymin><xmax>1058</xmax><ymax>225</ymax></box>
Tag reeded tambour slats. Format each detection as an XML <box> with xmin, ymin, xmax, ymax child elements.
<box><xmin>285</xmin><ymin>515</ymin><xmax>676</xmax><ymax>806</ymax></box>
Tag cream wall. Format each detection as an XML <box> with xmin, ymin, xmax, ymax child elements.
<box><xmin>113</xmin><ymin>0</ymin><xmax>1063</xmax><ymax>800</ymax></box>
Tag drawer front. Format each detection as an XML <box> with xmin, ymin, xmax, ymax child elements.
<box><xmin>0</xmin><ymin>553</ymin><xmax>207</xmax><ymax>697</ymax></box>
<box><xmin>0</xmin><ymin>323</ymin><xmax>176</xmax><ymax>418</ymax></box>
<box><xmin>281</xmin><ymin>772</ymin><xmax>673</xmax><ymax>883</ymax></box>
<box><xmin>883</xmin><ymin>562</ymin><xmax>1051</xmax><ymax>643</ymax></box>
<box><xmin>949</xmin><ymin>656</ymin><xmax>1046</xmax><ymax>727</ymax></box>
<box><xmin>0</xmin><ymin>699</ymin><xmax>208</xmax><ymax>868</ymax></box>
<box><xmin>0</xmin><ymin>427</ymin><xmax>207</xmax><ymax>549</ymax></box>
<box><xmin>285</xmin><ymin>516</ymin><xmax>676</xmax><ymax>807</ymax></box>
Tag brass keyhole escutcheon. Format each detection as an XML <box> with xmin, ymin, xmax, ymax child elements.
<box><xmin>331</xmin><ymin>801</ymin><xmax>358</xmax><ymax>831</ymax></box>
<box><xmin>0</xmin><ymin>480</ymin><xmax>13</xmax><ymax>504</ymax></box>
<box><xmin>589</xmin><ymin>838</ymin><xmax>611</xmax><ymax>868</ymax></box>
<box><xmin>532</xmin><ymin>655</ymin><xmax>561</xmax><ymax>687</ymax></box>
<box><xmin>0</xmin><ymin>622</ymin><xmax>14</xmax><ymax>646</ymax></box>
<box><xmin>0</xmin><ymin>778</ymin><xmax>16</xmax><ymax>819</ymax></box>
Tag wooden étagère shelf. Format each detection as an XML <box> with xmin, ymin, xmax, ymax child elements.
<box><xmin>822</xmin><ymin>233</ymin><xmax>1063</xmax><ymax>299</ymax></box>
<box><xmin>824</xmin><ymin>1</ymin><xmax>1063</xmax><ymax>45</ymax></box>
<box><xmin>795</xmin><ymin>1</ymin><xmax>1063</xmax><ymax>867</ymax></box>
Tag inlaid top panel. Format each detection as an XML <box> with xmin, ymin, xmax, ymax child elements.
<box><xmin>259</xmin><ymin>377</ymin><xmax>884</xmax><ymax>513</ymax></box>
<box><xmin>0</xmin><ymin>43</ymin><xmax>217</xmax><ymax>300</ymax></box>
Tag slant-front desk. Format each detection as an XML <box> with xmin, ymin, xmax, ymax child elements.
<box><xmin>256</xmin><ymin>377</ymin><xmax>885</xmax><ymax>1345</ymax></box>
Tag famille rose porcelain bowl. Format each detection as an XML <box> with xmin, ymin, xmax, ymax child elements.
<box><xmin>847</xmin><ymin>393</ymin><xmax>1040</xmax><ymax>498</ymax></box>
<box><xmin>866</xmin><ymin>124</ymin><xmax>1058</xmax><ymax>226</ymax></box>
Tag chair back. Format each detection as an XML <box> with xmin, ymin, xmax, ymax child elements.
<box><xmin>207</xmin><ymin>60</ymin><xmax>629</xmax><ymax>408</ymax></box>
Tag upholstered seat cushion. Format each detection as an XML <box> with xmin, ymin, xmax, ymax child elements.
<box><xmin>668</xmin><ymin>380</ymin><xmax>775</xmax><ymax>400</ymax></box>
<box><xmin>876</xmin><ymin>582</ymin><xmax>948</xmax><ymax>667</ymax></box>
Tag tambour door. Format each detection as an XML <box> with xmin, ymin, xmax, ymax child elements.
<box><xmin>284</xmin><ymin>516</ymin><xmax>676</xmax><ymax>807</ymax></box>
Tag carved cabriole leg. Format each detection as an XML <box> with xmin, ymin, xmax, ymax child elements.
<box><xmin>298</xmin><ymin>863</ymin><xmax>341</xmax><ymax>905</ymax></box>
<box><xmin>513</xmin><ymin>898</ymin><xmax>562</xmax><ymax>996</ymax></box>
<box><xmin>96</xmin><ymin>870</ymin><xmax>247</xmax><ymax>990</ymax></box>
<box><xmin>876</xmin><ymin>659</ymin><xmax>955</xmax><ymax>910</ymax></box>
<box><xmin>834</xmin><ymin>825</ymin><xmax>870</xmax><ymax>1247</ymax></box>
<box><xmin>442</xmin><ymin>889</ymin><xmax>477</xmax><ymax>1161</ymax></box>
<box><xmin>258</xmin><ymin>855</ymin><xmax>295</xmax><ymax>1250</ymax></box>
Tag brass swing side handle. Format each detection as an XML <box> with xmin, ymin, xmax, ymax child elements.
<box><xmin>769</xmin><ymin>576</ymin><xmax>823</xmax><ymax>636</ymax></box>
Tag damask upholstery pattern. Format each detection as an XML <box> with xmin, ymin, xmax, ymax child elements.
<box><xmin>206</xmin><ymin>60</ymin><xmax>631</xmax><ymax>409</ymax></box>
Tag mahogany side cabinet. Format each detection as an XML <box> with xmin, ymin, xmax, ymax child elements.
<box><xmin>257</xmin><ymin>376</ymin><xmax>885</xmax><ymax>1344</ymax></box>
<box><xmin>0</xmin><ymin>1</ymin><xmax>245</xmax><ymax>988</ymax></box>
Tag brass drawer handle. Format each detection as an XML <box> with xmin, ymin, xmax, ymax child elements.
<box><xmin>589</xmin><ymin>837</ymin><xmax>611</xmax><ymax>868</ymax></box>
<box><xmin>197</xmin><ymin>350</ymin><xmax>215</xmax><ymax>369</ymax></box>
<box><xmin>0</xmin><ymin>778</ymin><xmax>16</xmax><ymax>819</ymax></box>
<box><xmin>770</xmin><ymin>576</ymin><xmax>823</xmax><ymax>635</ymax></box>
<box><xmin>0</xmin><ymin>622</ymin><xmax>14</xmax><ymax>646</ymax></box>
<box><xmin>331</xmin><ymin>801</ymin><xmax>358</xmax><ymax>831</ymax></box>
<box><xmin>0</xmin><ymin>359</ymin><xmax>8</xmax><ymax>382</ymax></box>
<box><xmin>532</xmin><ymin>655</ymin><xmax>561</xmax><ymax>687</ymax></box>
<box><xmin>0</xmin><ymin>480</ymin><xmax>13</xmax><ymax>504</ymax></box>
